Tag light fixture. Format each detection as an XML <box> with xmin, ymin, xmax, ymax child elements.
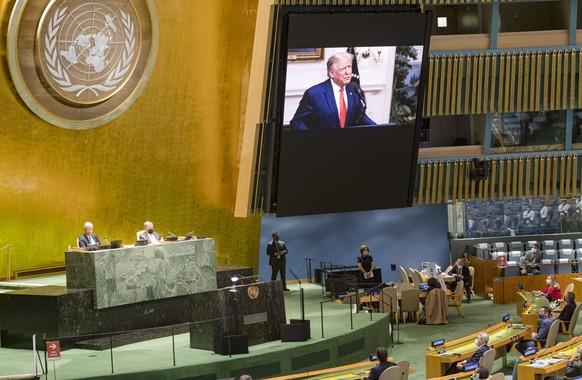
<box><xmin>355</xmin><ymin>47</ymin><xmax>384</xmax><ymax>63</ymax></box>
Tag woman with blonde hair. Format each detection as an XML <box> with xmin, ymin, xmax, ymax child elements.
<box><xmin>534</xmin><ymin>274</ymin><xmax>562</xmax><ymax>303</ymax></box>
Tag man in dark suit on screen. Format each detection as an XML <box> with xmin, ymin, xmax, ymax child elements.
<box><xmin>290</xmin><ymin>51</ymin><xmax>376</xmax><ymax>131</ymax></box>
<box><xmin>266</xmin><ymin>232</ymin><xmax>289</xmax><ymax>291</ymax></box>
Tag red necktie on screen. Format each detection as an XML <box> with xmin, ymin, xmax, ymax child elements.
<box><xmin>339</xmin><ymin>87</ymin><xmax>347</xmax><ymax>128</ymax></box>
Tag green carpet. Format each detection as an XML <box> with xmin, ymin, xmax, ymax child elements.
<box><xmin>1</xmin><ymin>276</ymin><xmax>577</xmax><ymax>379</ymax></box>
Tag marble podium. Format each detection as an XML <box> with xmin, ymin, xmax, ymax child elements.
<box><xmin>190</xmin><ymin>281</ymin><xmax>286</xmax><ymax>351</ymax></box>
<box><xmin>65</xmin><ymin>239</ymin><xmax>217</xmax><ymax>309</ymax></box>
<box><xmin>0</xmin><ymin>238</ymin><xmax>286</xmax><ymax>351</ymax></box>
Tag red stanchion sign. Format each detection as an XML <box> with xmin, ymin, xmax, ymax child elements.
<box><xmin>46</xmin><ymin>341</ymin><xmax>61</xmax><ymax>361</ymax></box>
<box><xmin>497</xmin><ymin>252</ymin><xmax>507</xmax><ymax>268</ymax></box>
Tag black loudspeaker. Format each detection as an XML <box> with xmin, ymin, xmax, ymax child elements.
<box><xmin>213</xmin><ymin>334</ymin><xmax>249</xmax><ymax>355</ymax></box>
<box><xmin>281</xmin><ymin>319</ymin><xmax>311</xmax><ymax>342</ymax></box>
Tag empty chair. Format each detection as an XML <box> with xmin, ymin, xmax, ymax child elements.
<box><xmin>510</xmin><ymin>241</ymin><xmax>524</xmax><ymax>252</ymax></box>
<box><xmin>541</xmin><ymin>250</ymin><xmax>557</xmax><ymax>275</ymax></box>
<box><xmin>448</xmin><ymin>280</ymin><xmax>464</xmax><ymax>317</ymax></box>
<box><xmin>509</xmin><ymin>250</ymin><xmax>523</xmax><ymax>260</ymax></box>
<box><xmin>379</xmin><ymin>365</ymin><xmax>404</xmax><ymax>380</ymax></box>
<box><xmin>399</xmin><ymin>266</ymin><xmax>410</xmax><ymax>284</ymax></box>
<box><xmin>396</xmin><ymin>360</ymin><xmax>410</xmax><ymax>380</ymax></box>
<box><xmin>558</xmin><ymin>249</ymin><xmax>576</xmax><ymax>274</ymax></box>
<box><xmin>505</xmin><ymin>259</ymin><xmax>521</xmax><ymax>276</ymax></box>
<box><xmin>398</xmin><ymin>282</ymin><xmax>415</xmax><ymax>292</ymax></box>
<box><xmin>409</xmin><ymin>268</ymin><xmax>420</xmax><ymax>290</ymax></box>
<box><xmin>400</xmin><ymin>288</ymin><xmax>420</xmax><ymax>323</ymax></box>
<box><xmin>475</xmin><ymin>243</ymin><xmax>489</xmax><ymax>259</ymax></box>
<box><xmin>478</xmin><ymin>347</ymin><xmax>496</xmax><ymax>373</ymax></box>
<box><xmin>560</xmin><ymin>302</ymin><xmax>582</xmax><ymax>339</ymax></box>
<box><xmin>565</xmin><ymin>282</ymin><xmax>575</xmax><ymax>295</ymax></box>
<box><xmin>411</xmin><ymin>269</ymin><xmax>423</xmax><ymax>291</ymax></box>
<box><xmin>491</xmin><ymin>242</ymin><xmax>507</xmax><ymax>259</ymax></box>
<box><xmin>559</xmin><ymin>239</ymin><xmax>574</xmax><ymax>250</ymax></box>
<box><xmin>425</xmin><ymin>288</ymin><xmax>448</xmax><ymax>325</ymax></box>
<box><xmin>576</xmin><ymin>238</ymin><xmax>582</xmax><ymax>250</ymax></box>
<box><xmin>379</xmin><ymin>286</ymin><xmax>398</xmax><ymax>322</ymax></box>
<box><xmin>542</xmin><ymin>240</ymin><xmax>557</xmax><ymax>251</ymax></box>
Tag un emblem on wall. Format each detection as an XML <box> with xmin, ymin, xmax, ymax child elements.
<box><xmin>8</xmin><ymin>0</ymin><xmax>158</xmax><ymax>129</ymax></box>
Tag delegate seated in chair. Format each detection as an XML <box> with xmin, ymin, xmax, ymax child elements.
<box><xmin>365</xmin><ymin>346</ymin><xmax>397</xmax><ymax>380</ymax></box>
<box><xmin>545</xmin><ymin>345</ymin><xmax>582</xmax><ymax>380</ymax></box>
<box><xmin>448</xmin><ymin>258</ymin><xmax>472</xmax><ymax>303</ymax></box>
<box><xmin>555</xmin><ymin>291</ymin><xmax>577</xmax><ymax>333</ymax></box>
<box><xmin>516</xmin><ymin>306</ymin><xmax>553</xmax><ymax>354</ymax></box>
<box><xmin>445</xmin><ymin>332</ymin><xmax>489</xmax><ymax>375</ymax></box>
<box><xmin>520</xmin><ymin>243</ymin><xmax>542</xmax><ymax>275</ymax></box>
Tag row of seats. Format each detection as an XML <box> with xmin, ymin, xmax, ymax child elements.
<box><xmin>474</xmin><ymin>240</ymin><xmax>582</xmax><ymax>275</ymax></box>
<box><xmin>476</xmin><ymin>239</ymin><xmax>582</xmax><ymax>259</ymax></box>
<box><xmin>489</xmin><ymin>239</ymin><xmax>582</xmax><ymax>252</ymax></box>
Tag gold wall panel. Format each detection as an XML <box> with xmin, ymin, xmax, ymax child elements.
<box><xmin>0</xmin><ymin>0</ymin><xmax>261</xmax><ymax>276</ymax></box>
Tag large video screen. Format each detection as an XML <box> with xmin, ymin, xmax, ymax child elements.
<box><xmin>268</xmin><ymin>6</ymin><xmax>432</xmax><ymax>216</ymax></box>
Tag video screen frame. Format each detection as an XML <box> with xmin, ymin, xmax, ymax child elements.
<box><xmin>265</xmin><ymin>5</ymin><xmax>432</xmax><ymax>216</ymax></box>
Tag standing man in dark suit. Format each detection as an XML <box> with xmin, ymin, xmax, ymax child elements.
<box><xmin>365</xmin><ymin>346</ymin><xmax>396</xmax><ymax>380</ymax></box>
<box><xmin>267</xmin><ymin>232</ymin><xmax>289</xmax><ymax>291</ymax></box>
<box><xmin>78</xmin><ymin>221</ymin><xmax>100</xmax><ymax>248</ymax></box>
<box><xmin>290</xmin><ymin>51</ymin><xmax>376</xmax><ymax>131</ymax></box>
<box><xmin>448</xmin><ymin>258</ymin><xmax>472</xmax><ymax>303</ymax></box>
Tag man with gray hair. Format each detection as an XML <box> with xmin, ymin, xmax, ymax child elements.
<box><xmin>445</xmin><ymin>332</ymin><xmax>489</xmax><ymax>375</ymax></box>
<box><xmin>290</xmin><ymin>51</ymin><xmax>376</xmax><ymax>130</ymax></box>
<box><xmin>139</xmin><ymin>221</ymin><xmax>162</xmax><ymax>244</ymax></box>
<box><xmin>78</xmin><ymin>221</ymin><xmax>100</xmax><ymax>248</ymax></box>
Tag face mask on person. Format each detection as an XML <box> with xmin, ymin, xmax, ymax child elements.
<box><xmin>538</xmin><ymin>312</ymin><xmax>545</xmax><ymax>318</ymax></box>
<box><xmin>147</xmin><ymin>229</ymin><xmax>154</xmax><ymax>234</ymax></box>
<box><xmin>471</xmin><ymin>375</ymin><xmax>479</xmax><ymax>380</ymax></box>
<box><xmin>546</xmin><ymin>279</ymin><xmax>552</xmax><ymax>285</ymax></box>
<box><xmin>474</xmin><ymin>338</ymin><xmax>480</xmax><ymax>346</ymax></box>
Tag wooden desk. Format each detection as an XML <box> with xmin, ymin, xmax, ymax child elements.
<box><xmin>262</xmin><ymin>360</ymin><xmax>379</xmax><ymax>380</ymax></box>
<box><xmin>425</xmin><ymin>320</ymin><xmax>534</xmax><ymax>378</ymax></box>
<box><xmin>517</xmin><ymin>335</ymin><xmax>582</xmax><ymax>379</ymax></box>
<box><xmin>571</xmin><ymin>275</ymin><xmax>582</xmax><ymax>301</ymax></box>
<box><xmin>517</xmin><ymin>290</ymin><xmax>550</xmax><ymax>326</ymax></box>
<box><xmin>336</xmin><ymin>289</ymin><xmax>451</xmax><ymax>304</ymax></box>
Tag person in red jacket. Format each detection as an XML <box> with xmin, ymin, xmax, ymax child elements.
<box><xmin>534</xmin><ymin>274</ymin><xmax>562</xmax><ymax>303</ymax></box>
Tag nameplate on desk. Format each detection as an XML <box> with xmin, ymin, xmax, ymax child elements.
<box><xmin>243</xmin><ymin>312</ymin><xmax>268</xmax><ymax>325</ymax></box>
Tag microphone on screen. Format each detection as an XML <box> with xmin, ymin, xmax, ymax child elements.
<box><xmin>353</xmin><ymin>83</ymin><xmax>367</xmax><ymax>107</ymax></box>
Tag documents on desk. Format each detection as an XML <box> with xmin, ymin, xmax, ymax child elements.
<box><xmin>517</xmin><ymin>335</ymin><xmax>582</xmax><ymax>379</ymax></box>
